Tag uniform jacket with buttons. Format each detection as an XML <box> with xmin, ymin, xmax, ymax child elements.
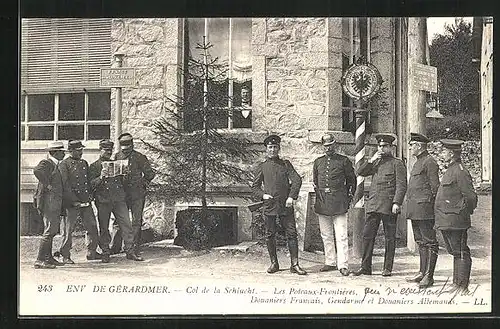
<box><xmin>59</xmin><ymin>156</ymin><xmax>92</xmax><ymax>207</ymax></box>
<box><xmin>406</xmin><ymin>151</ymin><xmax>440</xmax><ymax>220</ymax></box>
<box><xmin>313</xmin><ymin>153</ymin><xmax>356</xmax><ymax>216</ymax></box>
<box><xmin>33</xmin><ymin>158</ymin><xmax>63</xmax><ymax>215</ymax></box>
<box><xmin>434</xmin><ymin>161</ymin><xmax>478</xmax><ymax>230</ymax></box>
<box><xmin>252</xmin><ymin>157</ymin><xmax>302</xmax><ymax>216</ymax></box>
<box><xmin>115</xmin><ymin>150</ymin><xmax>155</xmax><ymax>201</ymax></box>
<box><xmin>89</xmin><ymin>158</ymin><xmax>126</xmax><ymax>204</ymax></box>
<box><xmin>357</xmin><ymin>155</ymin><xmax>407</xmax><ymax>215</ymax></box>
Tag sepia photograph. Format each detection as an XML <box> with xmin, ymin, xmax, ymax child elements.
<box><xmin>18</xmin><ymin>16</ymin><xmax>493</xmax><ymax>316</ymax></box>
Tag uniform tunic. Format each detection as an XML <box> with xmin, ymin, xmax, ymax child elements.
<box><xmin>357</xmin><ymin>155</ymin><xmax>407</xmax><ymax>215</ymax></box>
<box><xmin>115</xmin><ymin>150</ymin><xmax>156</xmax><ymax>201</ymax></box>
<box><xmin>313</xmin><ymin>153</ymin><xmax>356</xmax><ymax>216</ymax></box>
<box><xmin>406</xmin><ymin>151</ymin><xmax>440</xmax><ymax>220</ymax></box>
<box><xmin>89</xmin><ymin>159</ymin><xmax>126</xmax><ymax>203</ymax></box>
<box><xmin>251</xmin><ymin>157</ymin><xmax>302</xmax><ymax>216</ymax></box>
<box><xmin>59</xmin><ymin>157</ymin><xmax>92</xmax><ymax>206</ymax></box>
<box><xmin>434</xmin><ymin>161</ymin><xmax>478</xmax><ymax>230</ymax></box>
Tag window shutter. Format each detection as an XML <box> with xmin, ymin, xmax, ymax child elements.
<box><xmin>21</xmin><ymin>18</ymin><xmax>111</xmax><ymax>93</ymax></box>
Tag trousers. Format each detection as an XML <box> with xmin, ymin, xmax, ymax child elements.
<box><xmin>96</xmin><ymin>200</ymin><xmax>134</xmax><ymax>255</ymax></box>
<box><xmin>59</xmin><ymin>205</ymin><xmax>98</xmax><ymax>258</ymax></box>
<box><xmin>110</xmin><ymin>197</ymin><xmax>145</xmax><ymax>252</ymax></box>
<box><xmin>317</xmin><ymin>213</ymin><xmax>348</xmax><ymax>269</ymax></box>
<box><xmin>361</xmin><ymin>212</ymin><xmax>397</xmax><ymax>271</ymax></box>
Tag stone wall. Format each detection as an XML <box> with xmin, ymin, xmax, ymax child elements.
<box><xmin>110</xmin><ymin>18</ymin><xmax>182</xmax><ymax>140</ymax></box>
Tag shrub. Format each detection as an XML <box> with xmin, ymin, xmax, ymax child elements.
<box><xmin>426</xmin><ymin>113</ymin><xmax>480</xmax><ymax>141</ymax></box>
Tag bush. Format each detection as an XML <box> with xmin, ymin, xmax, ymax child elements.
<box><xmin>426</xmin><ymin>113</ymin><xmax>480</xmax><ymax>141</ymax></box>
<box><xmin>173</xmin><ymin>208</ymin><xmax>236</xmax><ymax>251</ymax></box>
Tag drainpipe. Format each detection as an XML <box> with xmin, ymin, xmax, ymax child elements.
<box><xmin>114</xmin><ymin>53</ymin><xmax>124</xmax><ymax>153</ymax></box>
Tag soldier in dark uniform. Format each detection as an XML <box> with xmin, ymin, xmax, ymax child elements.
<box><xmin>353</xmin><ymin>133</ymin><xmax>407</xmax><ymax>277</ymax></box>
<box><xmin>56</xmin><ymin>140</ymin><xmax>100</xmax><ymax>264</ymax></box>
<box><xmin>33</xmin><ymin>141</ymin><xmax>66</xmax><ymax>269</ymax></box>
<box><xmin>435</xmin><ymin>139</ymin><xmax>478</xmax><ymax>293</ymax></box>
<box><xmin>405</xmin><ymin>132</ymin><xmax>440</xmax><ymax>288</ymax></box>
<box><xmin>89</xmin><ymin>140</ymin><xmax>144</xmax><ymax>263</ymax></box>
<box><xmin>313</xmin><ymin>134</ymin><xmax>356</xmax><ymax>276</ymax></box>
<box><xmin>110</xmin><ymin>133</ymin><xmax>155</xmax><ymax>255</ymax></box>
<box><xmin>251</xmin><ymin>135</ymin><xmax>306</xmax><ymax>275</ymax></box>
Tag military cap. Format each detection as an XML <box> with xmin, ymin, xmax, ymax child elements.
<box><xmin>99</xmin><ymin>139</ymin><xmax>114</xmax><ymax>150</ymax></box>
<box><xmin>321</xmin><ymin>133</ymin><xmax>336</xmax><ymax>146</ymax></box>
<box><xmin>409</xmin><ymin>132</ymin><xmax>430</xmax><ymax>144</ymax></box>
<box><xmin>440</xmin><ymin>139</ymin><xmax>464</xmax><ymax>150</ymax></box>
<box><xmin>67</xmin><ymin>140</ymin><xmax>85</xmax><ymax>151</ymax></box>
<box><xmin>118</xmin><ymin>133</ymin><xmax>134</xmax><ymax>146</ymax></box>
<box><xmin>45</xmin><ymin>141</ymin><xmax>65</xmax><ymax>151</ymax></box>
<box><xmin>263</xmin><ymin>134</ymin><xmax>281</xmax><ymax>146</ymax></box>
<box><xmin>374</xmin><ymin>133</ymin><xmax>396</xmax><ymax>146</ymax></box>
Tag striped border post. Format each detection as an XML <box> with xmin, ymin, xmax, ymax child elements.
<box><xmin>352</xmin><ymin>108</ymin><xmax>367</xmax><ymax>259</ymax></box>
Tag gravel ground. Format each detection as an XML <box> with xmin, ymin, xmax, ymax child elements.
<box><xmin>18</xmin><ymin>195</ymin><xmax>491</xmax><ymax>315</ymax></box>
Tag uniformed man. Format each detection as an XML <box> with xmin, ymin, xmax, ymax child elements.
<box><xmin>89</xmin><ymin>139</ymin><xmax>144</xmax><ymax>263</ymax></box>
<box><xmin>353</xmin><ymin>133</ymin><xmax>407</xmax><ymax>277</ymax></box>
<box><xmin>56</xmin><ymin>140</ymin><xmax>100</xmax><ymax>264</ymax></box>
<box><xmin>110</xmin><ymin>133</ymin><xmax>155</xmax><ymax>255</ymax></box>
<box><xmin>435</xmin><ymin>139</ymin><xmax>478</xmax><ymax>293</ymax></box>
<box><xmin>33</xmin><ymin>141</ymin><xmax>66</xmax><ymax>269</ymax></box>
<box><xmin>405</xmin><ymin>132</ymin><xmax>440</xmax><ymax>288</ymax></box>
<box><xmin>313</xmin><ymin>133</ymin><xmax>356</xmax><ymax>276</ymax></box>
<box><xmin>251</xmin><ymin>134</ymin><xmax>306</xmax><ymax>275</ymax></box>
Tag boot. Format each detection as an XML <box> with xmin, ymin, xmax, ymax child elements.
<box><xmin>406</xmin><ymin>246</ymin><xmax>427</xmax><ymax>283</ymax></box>
<box><xmin>457</xmin><ymin>256</ymin><xmax>472</xmax><ymax>292</ymax></box>
<box><xmin>419</xmin><ymin>249</ymin><xmax>438</xmax><ymax>288</ymax></box>
<box><xmin>444</xmin><ymin>257</ymin><xmax>461</xmax><ymax>293</ymax></box>
<box><xmin>383</xmin><ymin>236</ymin><xmax>396</xmax><ymax>274</ymax></box>
<box><xmin>46</xmin><ymin>237</ymin><xmax>64</xmax><ymax>266</ymax></box>
<box><xmin>36</xmin><ymin>239</ymin><xmax>50</xmax><ymax>263</ymax></box>
<box><xmin>266</xmin><ymin>238</ymin><xmax>279</xmax><ymax>274</ymax></box>
<box><xmin>288</xmin><ymin>239</ymin><xmax>307</xmax><ymax>275</ymax></box>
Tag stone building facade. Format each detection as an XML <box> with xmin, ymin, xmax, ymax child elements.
<box><xmin>20</xmin><ymin>18</ymin><xmax>427</xmax><ymax>249</ymax></box>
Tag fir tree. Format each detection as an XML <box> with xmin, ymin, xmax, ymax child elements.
<box><xmin>142</xmin><ymin>37</ymin><xmax>259</xmax><ymax>249</ymax></box>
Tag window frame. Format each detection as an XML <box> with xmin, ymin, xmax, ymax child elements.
<box><xmin>184</xmin><ymin>18</ymin><xmax>253</xmax><ymax>131</ymax></box>
<box><xmin>20</xmin><ymin>89</ymin><xmax>111</xmax><ymax>143</ymax></box>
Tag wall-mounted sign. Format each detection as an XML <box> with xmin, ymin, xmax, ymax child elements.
<box><xmin>412</xmin><ymin>63</ymin><xmax>437</xmax><ymax>93</ymax></box>
<box><xmin>341</xmin><ymin>62</ymin><xmax>383</xmax><ymax>102</ymax></box>
<box><xmin>100</xmin><ymin>68</ymin><xmax>136</xmax><ymax>88</ymax></box>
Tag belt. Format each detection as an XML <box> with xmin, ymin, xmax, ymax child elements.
<box><xmin>318</xmin><ymin>188</ymin><xmax>333</xmax><ymax>193</ymax></box>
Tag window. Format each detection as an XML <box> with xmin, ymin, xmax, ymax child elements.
<box><xmin>20</xmin><ymin>91</ymin><xmax>111</xmax><ymax>141</ymax></box>
<box><xmin>184</xmin><ymin>18</ymin><xmax>252</xmax><ymax>131</ymax></box>
<box><xmin>341</xmin><ymin>18</ymin><xmax>372</xmax><ymax>133</ymax></box>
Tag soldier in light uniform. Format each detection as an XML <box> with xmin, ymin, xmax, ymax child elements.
<box><xmin>405</xmin><ymin>133</ymin><xmax>440</xmax><ymax>288</ymax></box>
<box><xmin>353</xmin><ymin>133</ymin><xmax>407</xmax><ymax>277</ymax></box>
<box><xmin>251</xmin><ymin>135</ymin><xmax>307</xmax><ymax>275</ymax></box>
<box><xmin>435</xmin><ymin>139</ymin><xmax>478</xmax><ymax>293</ymax></box>
<box><xmin>56</xmin><ymin>140</ymin><xmax>100</xmax><ymax>264</ymax></box>
<box><xmin>33</xmin><ymin>141</ymin><xmax>66</xmax><ymax>269</ymax></box>
<box><xmin>313</xmin><ymin>134</ymin><xmax>356</xmax><ymax>276</ymax></box>
<box><xmin>89</xmin><ymin>139</ymin><xmax>144</xmax><ymax>263</ymax></box>
<box><xmin>110</xmin><ymin>133</ymin><xmax>155</xmax><ymax>255</ymax></box>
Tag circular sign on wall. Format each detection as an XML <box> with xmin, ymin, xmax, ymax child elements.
<box><xmin>341</xmin><ymin>63</ymin><xmax>383</xmax><ymax>102</ymax></box>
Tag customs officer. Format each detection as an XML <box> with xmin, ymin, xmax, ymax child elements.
<box><xmin>251</xmin><ymin>134</ymin><xmax>307</xmax><ymax>275</ymax></box>
<box><xmin>353</xmin><ymin>133</ymin><xmax>407</xmax><ymax>277</ymax></box>
<box><xmin>110</xmin><ymin>133</ymin><xmax>156</xmax><ymax>255</ymax></box>
<box><xmin>89</xmin><ymin>139</ymin><xmax>144</xmax><ymax>263</ymax></box>
<box><xmin>435</xmin><ymin>139</ymin><xmax>478</xmax><ymax>293</ymax></box>
<box><xmin>405</xmin><ymin>132</ymin><xmax>440</xmax><ymax>288</ymax></box>
<box><xmin>56</xmin><ymin>140</ymin><xmax>100</xmax><ymax>264</ymax></box>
